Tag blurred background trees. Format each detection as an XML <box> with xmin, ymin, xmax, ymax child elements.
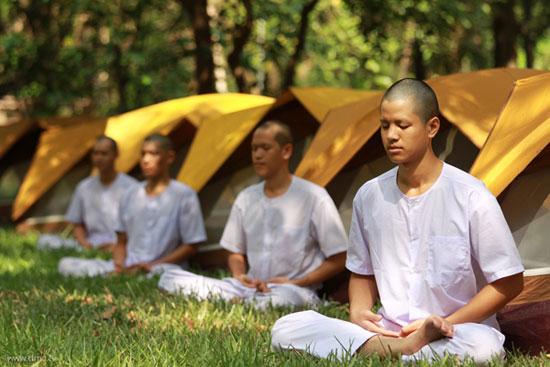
<box><xmin>0</xmin><ymin>0</ymin><xmax>548</xmax><ymax>119</ymax></box>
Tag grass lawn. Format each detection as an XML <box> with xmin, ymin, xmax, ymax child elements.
<box><xmin>0</xmin><ymin>227</ymin><xmax>548</xmax><ymax>366</ymax></box>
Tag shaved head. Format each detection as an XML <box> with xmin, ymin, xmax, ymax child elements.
<box><xmin>381</xmin><ymin>78</ymin><xmax>439</xmax><ymax>123</ymax></box>
<box><xmin>95</xmin><ymin>135</ymin><xmax>118</xmax><ymax>153</ymax></box>
<box><xmin>255</xmin><ymin>120</ymin><xmax>294</xmax><ymax>148</ymax></box>
<box><xmin>143</xmin><ymin>133</ymin><xmax>174</xmax><ymax>152</ymax></box>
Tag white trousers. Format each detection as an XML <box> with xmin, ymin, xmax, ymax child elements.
<box><xmin>37</xmin><ymin>234</ymin><xmax>81</xmax><ymax>251</ymax></box>
<box><xmin>58</xmin><ymin>257</ymin><xmax>181</xmax><ymax>277</ymax></box>
<box><xmin>158</xmin><ymin>269</ymin><xmax>321</xmax><ymax>310</ymax></box>
<box><xmin>271</xmin><ymin>311</ymin><xmax>505</xmax><ymax>364</ymax></box>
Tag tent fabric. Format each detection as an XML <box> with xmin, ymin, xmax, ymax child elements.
<box><xmin>105</xmin><ymin>94</ymin><xmax>274</xmax><ymax>173</ymax></box>
<box><xmin>428</xmin><ymin>68</ymin><xmax>546</xmax><ymax>149</ymax></box>
<box><xmin>290</xmin><ymin>87</ymin><xmax>380</xmax><ymax>122</ymax></box>
<box><xmin>469</xmin><ymin>73</ymin><xmax>550</xmax><ymax>197</ymax></box>
<box><xmin>295</xmin><ymin>68</ymin><xmax>547</xmax><ymax>188</ymax></box>
<box><xmin>508</xmin><ymin>271</ymin><xmax>550</xmax><ymax>306</ymax></box>
<box><xmin>177</xmin><ymin>103</ymin><xmax>274</xmax><ymax>192</ymax></box>
<box><xmin>295</xmin><ymin>93</ymin><xmax>383</xmax><ymax>187</ymax></box>
<box><xmin>176</xmin><ymin>87</ymin><xmax>370</xmax><ymax>193</ymax></box>
<box><xmin>12</xmin><ymin>117</ymin><xmax>107</xmax><ymax>220</ymax></box>
<box><xmin>0</xmin><ymin>120</ymin><xmax>35</xmax><ymax>160</ymax></box>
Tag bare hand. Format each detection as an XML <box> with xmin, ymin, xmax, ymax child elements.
<box><xmin>350</xmin><ymin>309</ymin><xmax>400</xmax><ymax>337</ymax></box>
<box><xmin>235</xmin><ymin>274</ymin><xmax>270</xmax><ymax>293</ymax></box>
<box><xmin>399</xmin><ymin>318</ymin><xmax>424</xmax><ymax>337</ymax></box>
<box><xmin>135</xmin><ymin>262</ymin><xmax>153</xmax><ymax>274</ymax></box>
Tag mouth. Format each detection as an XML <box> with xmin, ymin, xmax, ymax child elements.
<box><xmin>387</xmin><ymin>146</ymin><xmax>402</xmax><ymax>153</ymax></box>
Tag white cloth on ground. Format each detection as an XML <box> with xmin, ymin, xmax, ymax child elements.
<box><xmin>58</xmin><ymin>257</ymin><xmax>181</xmax><ymax>277</ymax></box>
<box><xmin>271</xmin><ymin>310</ymin><xmax>505</xmax><ymax>364</ymax></box>
<box><xmin>65</xmin><ymin>173</ymin><xmax>138</xmax><ymax>247</ymax></box>
<box><xmin>37</xmin><ymin>234</ymin><xmax>80</xmax><ymax>251</ymax></box>
<box><xmin>58</xmin><ymin>180</ymin><xmax>206</xmax><ymax>277</ymax></box>
<box><xmin>158</xmin><ymin>269</ymin><xmax>320</xmax><ymax>310</ymax></box>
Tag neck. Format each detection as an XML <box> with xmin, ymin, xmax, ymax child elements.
<box><xmin>99</xmin><ymin>169</ymin><xmax>117</xmax><ymax>186</ymax></box>
<box><xmin>263</xmin><ymin>168</ymin><xmax>293</xmax><ymax>199</ymax></box>
<box><xmin>397</xmin><ymin>150</ymin><xmax>443</xmax><ymax>197</ymax></box>
<box><xmin>145</xmin><ymin>172</ymin><xmax>171</xmax><ymax>196</ymax></box>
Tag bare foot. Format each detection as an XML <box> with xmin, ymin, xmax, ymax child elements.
<box><xmin>411</xmin><ymin>315</ymin><xmax>454</xmax><ymax>353</ymax></box>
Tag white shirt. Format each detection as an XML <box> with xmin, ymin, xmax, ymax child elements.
<box><xmin>65</xmin><ymin>173</ymin><xmax>138</xmax><ymax>247</ymax></box>
<box><xmin>346</xmin><ymin>163</ymin><xmax>524</xmax><ymax>328</ymax></box>
<box><xmin>116</xmin><ymin>180</ymin><xmax>207</xmax><ymax>266</ymax></box>
<box><xmin>221</xmin><ymin>176</ymin><xmax>348</xmax><ymax>290</ymax></box>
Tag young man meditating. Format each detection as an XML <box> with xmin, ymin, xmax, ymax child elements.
<box><xmin>158</xmin><ymin>120</ymin><xmax>348</xmax><ymax>309</ymax></box>
<box><xmin>37</xmin><ymin>136</ymin><xmax>137</xmax><ymax>252</ymax></box>
<box><xmin>58</xmin><ymin>134</ymin><xmax>206</xmax><ymax>277</ymax></box>
<box><xmin>271</xmin><ymin>79</ymin><xmax>524</xmax><ymax>363</ymax></box>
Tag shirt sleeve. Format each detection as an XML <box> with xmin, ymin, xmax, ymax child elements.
<box><xmin>345</xmin><ymin>191</ymin><xmax>374</xmax><ymax>275</ymax></box>
<box><xmin>219</xmin><ymin>194</ymin><xmax>246</xmax><ymax>254</ymax></box>
<box><xmin>310</xmin><ymin>192</ymin><xmax>348</xmax><ymax>258</ymax></box>
<box><xmin>178</xmin><ymin>189</ymin><xmax>207</xmax><ymax>245</ymax></box>
<box><xmin>469</xmin><ymin>187</ymin><xmax>524</xmax><ymax>283</ymax></box>
<box><xmin>65</xmin><ymin>183</ymin><xmax>84</xmax><ymax>224</ymax></box>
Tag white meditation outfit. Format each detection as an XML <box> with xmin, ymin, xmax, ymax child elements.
<box><xmin>58</xmin><ymin>180</ymin><xmax>207</xmax><ymax>276</ymax></box>
<box><xmin>272</xmin><ymin>163</ymin><xmax>524</xmax><ymax>363</ymax></box>
<box><xmin>158</xmin><ymin>176</ymin><xmax>348</xmax><ymax>308</ymax></box>
<box><xmin>37</xmin><ymin>173</ymin><xmax>137</xmax><ymax>250</ymax></box>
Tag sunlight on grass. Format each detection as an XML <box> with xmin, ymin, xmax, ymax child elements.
<box><xmin>0</xmin><ymin>227</ymin><xmax>548</xmax><ymax>367</ymax></box>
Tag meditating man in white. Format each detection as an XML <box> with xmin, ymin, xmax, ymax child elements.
<box><xmin>58</xmin><ymin>134</ymin><xmax>206</xmax><ymax>277</ymax></box>
<box><xmin>271</xmin><ymin>79</ymin><xmax>524</xmax><ymax>363</ymax></box>
<box><xmin>158</xmin><ymin>120</ymin><xmax>348</xmax><ymax>309</ymax></box>
<box><xmin>37</xmin><ymin>135</ymin><xmax>137</xmax><ymax>252</ymax></box>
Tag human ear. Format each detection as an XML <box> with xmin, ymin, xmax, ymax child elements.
<box><xmin>426</xmin><ymin>117</ymin><xmax>440</xmax><ymax>139</ymax></box>
<box><xmin>166</xmin><ymin>150</ymin><xmax>176</xmax><ymax>165</ymax></box>
<box><xmin>281</xmin><ymin>143</ymin><xmax>293</xmax><ymax>160</ymax></box>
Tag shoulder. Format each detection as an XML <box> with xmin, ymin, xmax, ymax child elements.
<box><xmin>74</xmin><ymin>175</ymin><xmax>98</xmax><ymax>193</ymax></box>
<box><xmin>169</xmin><ymin>180</ymin><xmax>197</xmax><ymax>195</ymax></box>
<box><xmin>117</xmin><ymin>173</ymin><xmax>139</xmax><ymax>186</ymax></box>
<box><xmin>440</xmin><ymin>163</ymin><xmax>493</xmax><ymax>198</ymax></box>
<box><xmin>354</xmin><ymin>166</ymin><xmax>398</xmax><ymax>202</ymax></box>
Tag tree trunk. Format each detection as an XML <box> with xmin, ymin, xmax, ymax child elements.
<box><xmin>521</xmin><ymin>0</ymin><xmax>534</xmax><ymax>68</ymax></box>
<box><xmin>181</xmin><ymin>0</ymin><xmax>215</xmax><ymax>94</ymax></box>
<box><xmin>283</xmin><ymin>0</ymin><xmax>319</xmax><ymax>90</ymax></box>
<box><xmin>492</xmin><ymin>0</ymin><xmax>519</xmax><ymax>67</ymax></box>
<box><xmin>227</xmin><ymin>0</ymin><xmax>253</xmax><ymax>93</ymax></box>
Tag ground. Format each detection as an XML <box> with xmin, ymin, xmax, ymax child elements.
<box><xmin>0</xmin><ymin>227</ymin><xmax>548</xmax><ymax>367</ymax></box>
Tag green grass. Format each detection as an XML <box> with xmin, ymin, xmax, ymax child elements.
<box><xmin>0</xmin><ymin>227</ymin><xmax>548</xmax><ymax>366</ymax></box>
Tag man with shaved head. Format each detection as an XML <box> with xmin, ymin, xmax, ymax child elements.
<box><xmin>271</xmin><ymin>79</ymin><xmax>524</xmax><ymax>363</ymax></box>
<box><xmin>58</xmin><ymin>133</ymin><xmax>207</xmax><ymax>277</ymax></box>
<box><xmin>158</xmin><ymin>120</ymin><xmax>348</xmax><ymax>309</ymax></box>
<box><xmin>37</xmin><ymin>135</ymin><xmax>138</xmax><ymax>252</ymax></box>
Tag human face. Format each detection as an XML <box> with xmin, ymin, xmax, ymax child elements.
<box><xmin>91</xmin><ymin>140</ymin><xmax>117</xmax><ymax>173</ymax></box>
<box><xmin>251</xmin><ymin>126</ymin><xmax>291</xmax><ymax>179</ymax></box>
<box><xmin>140</xmin><ymin>141</ymin><xmax>173</xmax><ymax>178</ymax></box>
<box><xmin>379</xmin><ymin>98</ymin><xmax>438</xmax><ymax>165</ymax></box>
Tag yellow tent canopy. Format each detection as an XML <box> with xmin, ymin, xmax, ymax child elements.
<box><xmin>290</xmin><ymin>87</ymin><xmax>380</xmax><ymax>122</ymax></box>
<box><xmin>105</xmin><ymin>94</ymin><xmax>274</xmax><ymax>173</ymax></box>
<box><xmin>469</xmin><ymin>73</ymin><xmax>550</xmax><ymax>196</ymax></box>
<box><xmin>296</xmin><ymin>68</ymin><xmax>548</xmax><ymax>187</ymax></box>
<box><xmin>177</xmin><ymin>103</ymin><xmax>275</xmax><ymax>192</ymax></box>
<box><xmin>177</xmin><ymin>87</ymin><xmax>374</xmax><ymax>192</ymax></box>
<box><xmin>12</xmin><ymin>117</ymin><xmax>107</xmax><ymax>220</ymax></box>
<box><xmin>0</xmin><ymin>120</ymin><xmax>35</xmax><ymax>160</ymax></box>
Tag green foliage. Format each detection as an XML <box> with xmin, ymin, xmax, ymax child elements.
<box><xmin>0</xmin><ymin>227</ymin><xmax>548</xmax><ymax>366</ymax></box>
<box><xmin>0</xmin><ymin>0</ymin><xmax>549</xmax><ymax>117</ymax></box>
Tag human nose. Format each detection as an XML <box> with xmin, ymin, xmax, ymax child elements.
<box><xmin>386</xmin><ymin>124</ymin><xmax>399</xmax><ymax>141</ymax></box>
